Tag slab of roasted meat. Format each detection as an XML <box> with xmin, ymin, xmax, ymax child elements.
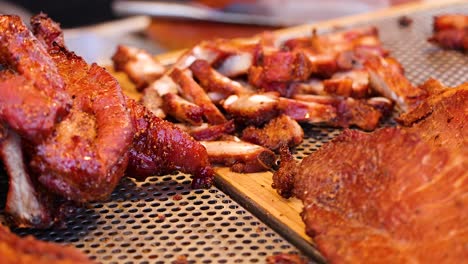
<box><xmin>428</xmin><ymin>14</ymin><xmax>468</xmax><ymax>51</ymax></box>
<box><xmin>0</xmin><ymin>14</ymin><xmax>214</xmax><ymax>228</ymax></box>
<box><xmin>273</xmin><ymin>82</ymin><xmax>467</xmax><ymax>263</ymax></box>
<box><xmin>28</xmin><ymin>14</ymin><xmax>135</xmax><ymax>203</ymax></box>
<box><xmin>0</xmin><ymin>224</ymin><xmax>94</xmax><ymax>264</ymax></box>
<box><xmin>125</xmin><ymin>98</ymin><xmax>214</xmax><ymax>188</ymax></box>
<box><xmin>0</xmin><ymin>15</ymin><xmax>71</xmax><ymax>143</ymax></box>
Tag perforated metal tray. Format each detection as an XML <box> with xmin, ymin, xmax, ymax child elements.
<box><xmin>1</xmin><ymin>3</ymin><xmax>467</xmax><ymax>263</ymax></box>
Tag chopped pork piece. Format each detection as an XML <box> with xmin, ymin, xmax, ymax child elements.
<box><xmin>365</xmin><ymin>56</ymin><xmax>427</xmax><ymax>112</ymax></box>
<box><xmin>271</xmin><ymin>147</ymin><xmax>297</xmax><ymax>199</ymax></box>
<box><xmin>201</xmin><ymin>140</ymin><xmax>276</xmax><ymax>173</ymax></box>
<box><xmin>366</xmin><ymin>97</ymin><xmax>393</xmax><ymax>117</ymax></box>
<box><xmin>170</xmin><ymin>68</ymin><xmax>227</xmax><ymax>124</ymax></box>
<box><xmin>190</xmin><ymin>59</ymin><xmax>251</xmax><ymax>103</ymax></box>
<box><xmin>216</xmin><ymin>51</ymin><xmax>253</xmax><ymax>77</ymax></box>
<box><xmin>112</xmin><ymin>45</ymin><xmax>165</xmax><ymax>91</ymax></box>
<box><xmin>183</xmin><ymin>120</ymin><xmax>236</xmax><ymax>141</ymax></box>
<box><xmin>284</xmin><ymin>95</ymin><xmax>384</xmax><ymax>130</ymax></box>
<box><xmin>140</xmin><ymin>86</ymin><xmax>166</xmax><ymax>119</ymax></box>
<box><xmin>433</xmin><ymin>14</ymin><xmax>468</xmax><ymax>31</ymax></box>
<box><xmin>162</xmin><ymin>93</ymin><xmax>204</xmax><ymax>126</ymax></box>
<box><xmin>428</xmin><ymin>15</ymin><xmax>468</xmax><ymax>51</ymax></box>
<box><xmin>146</xmin><ymin>75</ymin><xmax>179</xmax><ymax>96</ymax></box>
<box><xmin>290</xmin><ymin>78</ymin><xmax>326</xmax><ymax>95</ymax></box>
<box><xmin>126</xmin><ymin>99</ymin><xmax>214</xmax><ymax>189</ymax></box>
<box><xmin>277</xmin><ymin>97</ymin><xmax>337</xmax><ymax>124</ymax></box>
<box><xmin>242</xmin><ymin>115</ymin><xmax>303</xmax><ymax>152</ymax></box>
<box><xmin>323</xmin><ymin>70</ymin><xmax>370</xmax><ymax>98</ymax></box>
<box><xmin>222</xmin><ymin>92</ymin><xmax>280</xmax><ymax>126</ymax></box>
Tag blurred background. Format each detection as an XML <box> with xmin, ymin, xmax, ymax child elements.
<box><xmin>0</xmin><ymin>0</ymin><xmax>422</xmax><ymax>63</ymax></box>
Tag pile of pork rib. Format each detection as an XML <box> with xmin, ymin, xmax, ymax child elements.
<box><xmin>113</xmin><ymin>22</ymin><xmax>426</xmax><ymax>173</ymax></box>
<box><xmin>0</xmin><ymin>14</ymin><xmax>214</xmax><ymax>228</ymax></box>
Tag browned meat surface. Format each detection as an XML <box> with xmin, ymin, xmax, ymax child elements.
<box><xmin>185</xmin><ymin>120</ymin><xmax>236</xmax><ymax>141</ymax></box>
<box><xmin>201</xmin><ymin>140</ymin><xmax>276</xmax><ymax>173</ymax></box>
<box><xmin>399</xmin><ymin>80</ymin><xmax>467</xmax><ymax>151</ymax></box>
<box><xmin>266</xmin><ymin>253</ymin><xmax>307</xmax><ymax>264</ymax></box>
<box><xmin>27</xmin><ymin>14</ymin><xmax>135</xmax><ymax>203</ymax></box>
<box><xmin>365</xmin><ymin>56</ymin><xmax>427</xmax><ymax>112</ymax></box>
<box><xmin>331</xmin><ymin>97</ymin><xmax>383</xmax><ymax>131</ymax></box>
<box><xmin>428</xmin><ymin>14</ymin><xmax>468</xmax><ymax>51</ymax></box>
<box><xmin>190</xmin><ymin>59</ymin><xmax>250</xmax><ymax>102</ymax></box>
<box><xmin>323</xmin><ymin>70</ymin><xmax>370</xmax><ymax>98</ymax></box>
<box><xmin>273</xmin><ymin>83</ymin><xmax>468</xmax><ymax>263</ymax></box>
<box><xmin>223</xmin><ymin>92</ymin><xmax>280</xmax><ymax>126</ymax></box>
<box><xmin>170</xmin><ymin>68</ymin><xmax>227</xmax><ymax>124</ymax></box>
<box><xmin>271</xmin><ymin>147</ymin><xmax>297</xmax><ymax>199</ymax></box>
<box><xmin>113</xmin><ymin>23</ymin><xmax>417</xmax><ymax>175</ymax></box>
<box><xmin>162</xmin><ymin>93</ymin><xmax>204</xmax><ymax>125</ymax></box>
<box><xmin>242</xmin><ymin>115</ymin><xmax>303</xmax><ymax>152</ymax></box>
<box><xmin>0</xmin><ymin>224</ymin><xmax>94</xmax><ymax>264</ymax></box>
<box><xmin>0</xmin><ymin>15</ymin><xmax>70</xmax><ymax>143</ymax></box>
<box><xmin>126</xmin><ymin>99</ymin><xmax>214</xmax><ymax>188</ymax></box>
<box><xmin>280</xmin><ymin>95</ymin><xmax>384</xmax><ymax>131</ymax></box>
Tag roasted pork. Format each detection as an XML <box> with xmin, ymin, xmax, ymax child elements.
<box><xmin>0</xmin><ymin>224</ymin><xmax>94</xmax><ymax>264</ymax></box>
<box><xmin>273</xmin><ymin>82</ymin><xmax>468</xmax><ymax>263</ymax></box>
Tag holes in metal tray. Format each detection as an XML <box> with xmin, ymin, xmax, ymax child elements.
<box><xmin>8</xmin><ymin>172</ymin><xmax>301</xmax><ymax>263</ymax></box>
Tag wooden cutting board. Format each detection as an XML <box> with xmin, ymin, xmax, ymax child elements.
<box><xmin>214</xmin><ymin>167</ymin><xmax>312</xmax><ymax>243</ymax></box>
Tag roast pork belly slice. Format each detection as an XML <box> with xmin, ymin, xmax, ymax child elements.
<box><xmin>201</xmin><ymin>140</ymin><xmax>276</xmax><ymax>173</ymax></box>
<box><xmin>190</xmin><ymin>59</ymin><xmax>251</xmax><ymax>103</ymax></box>
<box><xmin>428</xmin><ymin>14</ymin><xmax>468</xmax><ymax>50</ymax></box>
<box><xmin>323</xmin><ymin>69</ymin><xmax>370</xmax><ymax>98</ymax></box>
<box><xmin>170</xmin><ymin>68</ymin><xmax>227</xmax><ymax>124</ymax></box>
<box><xmin>291</xmin><ymin>127</ymin><xmax>467</xmax><ymax>263</ymax></box>
<box><xmin>177</xmin><ymin>120</ymin><xmax>236</xmax><ymax>141</ymax></box>
<box><xmin>241</xmin><ymin>115</ymin><xmax>304</xmax><ymax>152</ymax></box>
<box><xmin>365</xmin><ymin>56</ymin><xmax>427</xmax><ymax>112</ymax></box>
<box><xmin>162</xmin><ymin>93</ymin><xmax>204</xmax><ymax>126</ymax></box>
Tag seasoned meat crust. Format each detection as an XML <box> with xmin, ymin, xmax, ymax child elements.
<box><xmin>0</xmin><ymin>224</ymin><xmax>94</xmax><ymax>264</ymax></box>
<box><xmin>277</xmin><ymin>83</ymin><xmax>468</xmax><ymax>263</ymax></box>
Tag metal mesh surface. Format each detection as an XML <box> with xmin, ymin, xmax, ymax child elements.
<box><xmin>2</xmin><ymin>173</ymin><xmax>302</xmax><ymax>263</ymax></box>
<box><xmin>1</xmin><ymin>3</ymin><xmax>467</xmax><ymax>263</ymax></box>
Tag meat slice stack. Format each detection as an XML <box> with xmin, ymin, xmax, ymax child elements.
<box><xmin>113</xmin><ymin>25</ymin><xmax>425</xmax><ymax>173</ymax></box>
<box><xmin>273</xmin><ymin>81</ymin><xmax>467</xmax><ymax>263</ymax></box>
<box><xmin>0</xmin><ymin>14</ymin><xmax>214</xmax><ymax>229</ymax></box>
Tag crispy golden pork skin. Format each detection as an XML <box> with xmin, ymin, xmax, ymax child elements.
<box><xmin>0</xmin><ymin>15</ymin><xmax>70</xmax><ymax>143</ymax></box>
<box><xmin>30</xmin><ymin>14</ymin><xmax>134</xmax><ymax>203</ymax></box>
<box><xmin>125</xmin><ymin>98</ymin><xmax>214</xmax><ymax>188</ymax></box>
<box><xmin>273</xmin><ymin>83</ymin><xmax>468</xmax><ymax>263</ymax></box>
<box><xmin>0</xmin><ymin>224</ymin><xmax>94</xmax><ymax>264</ymax></box>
